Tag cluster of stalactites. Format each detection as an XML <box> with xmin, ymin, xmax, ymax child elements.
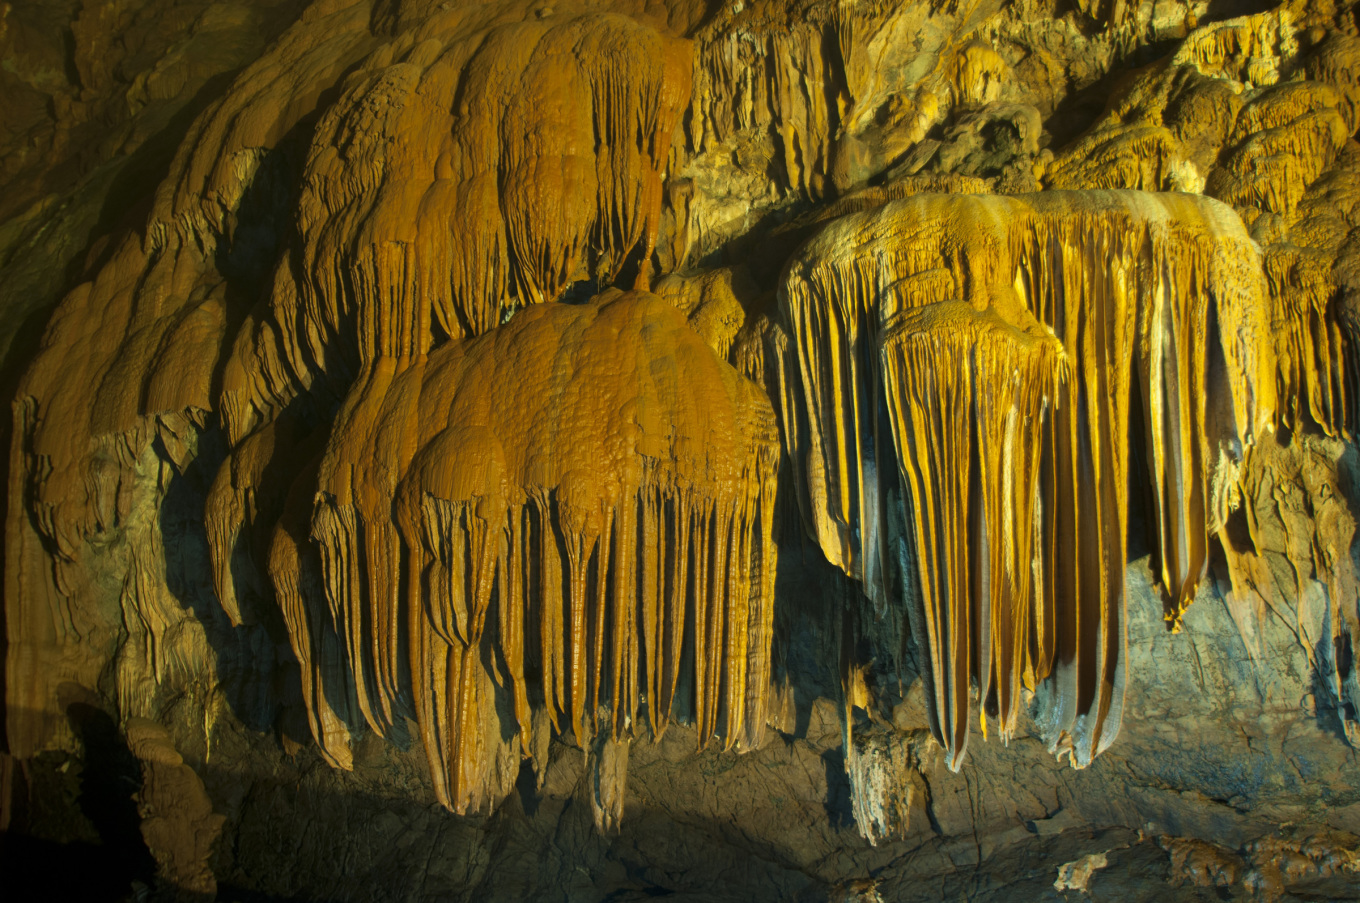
<box><xmin>271</xmin><ymin>293</ymin><xmax>778</xmax><ymax>813</ymax></box>
<box><xmin>1267</xmin><ymin>244</ymin><xmax>1353</xmax><ymax>438</ymax></box>
<box><xmin>880</xmin><ymin>302</ymin><xmax>1065</xmax><ymax>767</ymax></box>
<box><xmin>1037</xmin><ymin>13</ymin><xmax>1359</xmax><ymax>447</ymax></box>
<box><xmin>777</xmin><ymin>190</ymin><xmax>1274</xmax><ymax>770</ymax></box>
<box><xmin>275</xmin><ymin>12</ymin><xmax>691</xmax><ymax>378</ymax></box>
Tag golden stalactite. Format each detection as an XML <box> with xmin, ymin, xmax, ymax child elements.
<box><xmin>1208</xmin><ymin>80</ymin><xmax>1350</xmax><ymax>216</ymax></box>
<box><xmin>688</xmin><ymin>4</ymin><xmax>842</xmax><ymax>199</ymax></box>
<box><xmin>879</xmin><ymin>301</ymin><xmax>1064</xmax><ymax>767</ymax></box>
<box><xmin>951</xmin><ymin>41</ymin><xmax>1007</xmax><ymax>110</ymax></box>
<box><xmin>1043</xmin><ymin>10</ymin><xmax>1350</xmax><ymax>215</ymax></box>
<box><xmin>1265</xmin><ymin>243</ymin><xmax>1351</xmax><ymax>437</ymax></box>
<box><xmin>777</xmin><ymin>190</ymin><xmax>1274</xmax><ymax>770</ymax></box>
<box><xmin>1171</xmin><ymin>9</ymin><xmax>1299</xmax><ymax>87</ymax></box>
<box><xmin>2</xmin><ymin>0</ymin><xmax>381</xmax><ymax>757</ymax></box>
<box><xmin>268</xmin><ymin>448</ymin><xmax>360</xmax><ymax>772</ymax></box>
<box><xmin>1</xmin><ymin>0</ymin><xmax>735</xmax><ymax>780</ymax></box>
<box><xmin>286</xmin><ymin>12</ymin><xmax>692</xmax><ymax>372</ymax></box>
<box><xmin>301</xmin><ymin>291</ymin><xmax>778</xmax><ymax>813</ymax></box>
<box><xmin>1037</xmin><ymin>13</ymin><xmax>1360</xmax><ymax>447</ymax></box>
<box><xmin>193</xmin><ymin>5</ymin><xmax>712</xmax><ymax>799</ymax></box>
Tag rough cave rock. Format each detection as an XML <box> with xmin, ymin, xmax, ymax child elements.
<box><xmin>4</xmin><ymin>0</ymin><xmax>1360</xmax><ymax>900</ymax></box>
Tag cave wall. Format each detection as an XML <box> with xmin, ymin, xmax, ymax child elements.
<box><xmin>4</xmin><ymin>0</ymin><xmax>1360</xmax><ymax>900</ymax></box>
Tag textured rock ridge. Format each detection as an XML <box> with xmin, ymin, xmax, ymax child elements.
<box><xmin>126</xmin><ymin>717</ymin><xmax>225</xmax><ymax>901</ymax></box>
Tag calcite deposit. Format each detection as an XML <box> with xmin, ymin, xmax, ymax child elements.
<box><xmin>777</xmin><ymin>190</ymin><xmax>1275</xmax><ymax>768</ymax></box>
<box><xmin>300</xmin><ymin>291</ymin><xmax>778</xmax><ymax>812</ymax></box>
<box><xmin>5</xmin><ymin>0</ymin><xmax>1360</xmax><ymax>900</ymax></box>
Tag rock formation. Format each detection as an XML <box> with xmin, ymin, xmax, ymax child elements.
<box><xmin>4</xmin><ymin>0</ymin><xmax>1360</xmax><ymax>899</ymax></box>
<box><xmin>776</xmin><ymin>190</ymin><xmax>1274</xmax><ymax>769</ymax></box>
<box><xmin>125</xmin><ymin>717</ymin><xmax>225</xmax><ymax>901</ymax></box>
<box><xmin>299</xmin><ymin>291</ymin><xmax>778</xmax><ymax>813</ymax></box>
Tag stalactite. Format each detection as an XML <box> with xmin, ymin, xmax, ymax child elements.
<box><xmin>1036</xmin><ymin>15</ymin><xmax>1358</xmax><ymax>451</ymax></box>
<box><xmin>1209</xmin><ymin>85</ymin><xmax>1350</xmax><ymax>217</ymax></box>
<box><xmin>778</xmin><ymin>190</ymin><xmax>1274</xmax><ymax>770</ymax></box>
<box><xmin>880</xmin><ymin>302</ymin><xmax>1065</xmax><ymax>765</ymax></box>
<box><xmin>285</xmin><ymin>12</ymin><xmax>691</xmax><ymax>375</ymax></box>
<box><xmin>303</xmin><ymin>292</ymin><xmax>778</xmax><ymax>813</ymax></box>
<box><xmin>166</xmin><ymin>8</ymin><xmax>701</xmax><ymax>802</ymax></box>
<box><xmin>1172</xmin><ymin>9</ymin><xmax>1299</xmax><ymax>86</ymax></box>
<box><xmin>1265</xmin><ymin>244</ymin><xmax>1350</xmax><ymax>437</ymax></box>
<box><xmin>2</xmin><ymin>0</ymin><xmax>380</xmax><ymax>757</ymax></box>
<box><xmin>269</xmin><ymin>463</ymin><xmax>360</xmax><ymax>772</ymax></box>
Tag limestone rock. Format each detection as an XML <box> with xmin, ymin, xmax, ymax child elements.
<box><xmin>5</xmin><ymin>0</ymin><xmax>1360</xmax><ymax>897</ymax></box>
<box><xmin>778</xmin><ymin>190</ymin><xmax>1273</xmax><ymax>769</ymax></box>
<box><xmin>125</xmin><ymin>717</ymin><xmax>225</xmax><ymax>901</ymax></box>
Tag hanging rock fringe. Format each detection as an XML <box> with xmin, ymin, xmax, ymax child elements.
<box><xmin>306</xmin><ymin>292</ymin><xmax>779</xmax><ymax>813</ymax></box>
<box><xmin>777</xmin><ymin>190</ymin><xmax>1275</xmax><ymax>770</ymax></box>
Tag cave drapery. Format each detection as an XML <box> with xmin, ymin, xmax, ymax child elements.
<box><xmin>776</xmin><ymin>190</ymin><xmax>1275</xmax><ymax>770</ymax></box>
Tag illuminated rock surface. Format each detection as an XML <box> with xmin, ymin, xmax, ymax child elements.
<box><xmin>3</xmin><ymin>0</ymin><xmax>1360</xmax><ymax>900</ymax></box>
<box><xmin>304</xmin><ymin>291</ymin><xmax>778</xmax><ymax>814</ymax></box>
<box><xmin>777</xmin><ymin>190</ymin><xmax>1275</xmax><ymax>770</ymax></box>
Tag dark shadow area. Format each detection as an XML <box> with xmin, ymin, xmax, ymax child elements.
<box><xmin>144</xmin><ymin>81</ymin><xmax>363</xmax><ymax>744</ymax></box>
<box><xmin>515</xmin><ymin>758</ymin><xmax>541</xmax><ymax>819</ymax></box>
<box><xmin>62</xmin><ymin>701</ymin><xmax>156</xmax><ymax>882</ymax></box>
<box><xmin>86</xmin><ymin>69</ymin><xmax>246</xmax><ymax>264</ymax></box>
<box><xmin>1312</xmin><ymin>630</ymin><xmax>1356</xmax><ymax>744</ymax></box>
<box><xmin>0</xmin><ymin>833</ymin><xmax>151</xmax><ymax>902</ymax></box>
<box><xmin>216</xmin><ymin>887</ymin><xmax>336</xmax><ymax>903</ymax></box>
<box><xmin>3</xmin><ymin>730</ymin><xmax>826</xmax><ymax>901</ymax></box>
<box><xmin>1041</xmin><ymin>63</ymin><xmax>1133</xmax><ymax>152</ymax></box>
<box><xmin>704</xmin><ymin>201</ymin><xmax>820</xmax><ymax>286</ymax></box>
<box><xmin>157</xmin><ymin>424</ymin><xmax>284</xmax><ymax>738</ymax></box>
<box><xmin>1203</xmin><ymin>0</ymin><xmax>1283</xmax><ymax>21</ymax></box>
<box><xmin>0</xmin><ymin>301</ymin><xmax>60</xmax><ymax>756</ymax></box>
<box><xmin>1</xmin><ymin>698</ymin><xmax>156</xmax><ymax>901</ymax></box>
<box><xmin>1125</xmin><ymin>365</ymin><xmax>1160</xmax><ymax>570</ymax></box>
<box><xmin>821</xmin><ymin>747</ymin><xmax>854</xmax><ymax>830</ymax></box>
<box><xmin>612</xmin><ymin>235</ymin><xmax>651</xmax><ymax>294</ymax></box>
<box><xmin>770</xmin><ymin>524</ymin><xmax>847</xmax><ymax>743</ymax></box>
<box><xmin>558</xmin><ymin>278</ymin><xmax>604</xmax><ymax>305</ymax></box>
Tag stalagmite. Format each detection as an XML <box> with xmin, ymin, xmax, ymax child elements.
<box><xmin>309</xmin><ymin>291</ymin><xmax>778</xmax><ymax>812</ymax></box>
<box><xmin>125</xmin><ymin>718</ymin><xmax>227</xmax><ymax>899</ymax></box>
<box><xmin>778</xmin><ymin>190</ymin><xmax>1274</xmax><ymax>768</ymax></box>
